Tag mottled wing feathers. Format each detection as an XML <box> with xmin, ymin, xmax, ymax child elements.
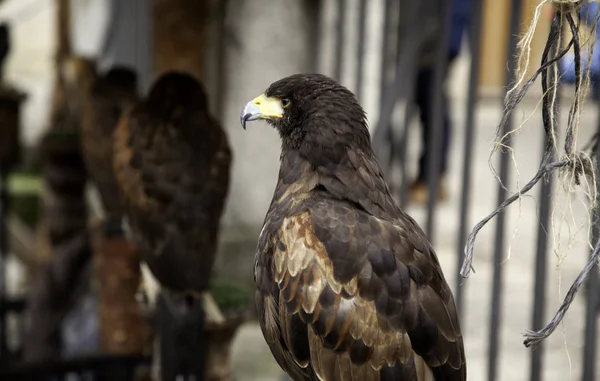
<box><xmin>257</xmin><ymin>199</ymin><xmax>465</xmax><ymax>380</ymax></box>
<box><xmin>114</xmin><ymin>107</ymin><xmax>230</xmax><ymax>221</ymax></box>
<box><xmin>113</xmin><ymin>102</ymin><xmax>231</xmax><ymax>292</ymax></box>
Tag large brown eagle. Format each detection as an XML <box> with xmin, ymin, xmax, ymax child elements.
<box><xmin>241</xmin><ymin>74</ymin><xmax>465</xmax><ymax>381</ymax></box>
<box><xmin>113</xmin><ymin>71</ymin><xmax>231</xmax><ymax>316</ymax></box>
<box><xmin>81</xmin><ymin>66</ymin><xmax>139</xmax><ymax>226</ymax></box>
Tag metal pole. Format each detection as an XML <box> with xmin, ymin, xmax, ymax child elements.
<box><xmin>0</xmin><ymin>168</ymin><xmax>7</xmax><ymax>361</ymax></box>
<box><xmin>396</xmin><ymin>0</ymin><xmax>422</xmax><ymax>208</ymax></box>
<box><xmin>529</xmin><ymin>126</ymin><xmax>555</xmax><ymax>381</ymax></box>
<box><xmin>377</xmin><ymin>0</ymin><xmax>396</xmax><ymax>106</ymax></box>
<box><xmin>397</xmin><ymin>102</ymin><xmax>415</xmax><ymax>208</ymax></box>
<box><xmin>424</xmin><ymin>0</ymin><xmax>453</xmax><ymax>242</ymax></box>
<box><xmin>355</xmin><ymin>0</ymin><xmax>367</xmax><ymax>102</ymax></box>
<box><xmin>308</xmin><ymin>0</ymin><xmax>323</xmax><ymax>73</ymax></box>
<box><xmin>582</xmin><ymin>82</ymin><xmax>600</xmax><ymax>381</ymax></box>
<box><xmin>455</xmin><ymin>0</ymin><xmax>484</xmax><ymax>317</ymax></box>
<box><xmin>529</xmin><ymin>15</ymin><xmax>562</xmax><ymax>377</ymax></box>
<box><xmin>333</xmin><ymin>0</ymin><xmax>346</xmax><ymax>81</ymax></box>
<box><xmin>373</xmin><ymin>0</ymin><xmax>424</xmax><ymax>168</ymax></box>
<box><xmin>487</xmin><ymin>1</ymin><xmax>522</xmax><ymax>381</ymax></box>
<box><xmin>372</xmin><ymin>0</ymin><xmax>397</xmax><ymax>161</ymax></box>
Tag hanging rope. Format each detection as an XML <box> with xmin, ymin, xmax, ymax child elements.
<box><xmin>459</xmin><ymin>0</ymin><xmax>600</xmax><ymax>347</ymax></box>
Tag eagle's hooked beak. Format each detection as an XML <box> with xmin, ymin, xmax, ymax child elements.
<box><xmin>240</xmin><ymin>93</ymin><xmax>284</xmax><ymax>130</ymax></box>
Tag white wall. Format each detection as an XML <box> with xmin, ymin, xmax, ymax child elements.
<box><xmin>0</xmin><ymin>0</ymin><xmax>110</xmax><ymax>146</ymax></box>
<box><xmin>1</xmin><ymin>0</ymin><xmax>55</xmax><ymax>145</ymax></box>
<box><xmin>70</xmin><ymin>0</ymin><xmax>110</xmax><ymax>59</ymax></box>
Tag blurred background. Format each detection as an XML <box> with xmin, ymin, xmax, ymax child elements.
<box><xmin>0</xmin><ymin>0</ymin><xmax>598</xmax><ymax>380</ymax></box>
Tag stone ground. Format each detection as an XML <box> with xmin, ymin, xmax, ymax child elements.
<box><xmin>227</xmin><ymin>90</ymin><xmax>600</xmax><ymax>381</ymax></box>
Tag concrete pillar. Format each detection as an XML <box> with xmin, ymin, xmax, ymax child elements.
<box><xmin>98</xmin><ymin>0</ymin><xmax>154</xmax><ymax>93</ymax></box>
<box><xmin>218</xmin><ymin>0</ymin><xmax>318</xmax><ymax>230</ymax></box>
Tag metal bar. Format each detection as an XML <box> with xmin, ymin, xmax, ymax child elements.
<box><xmin>310</xmin><ymin>0</ymin><xmax>323</xmax><ymax>73</ymax></box>
<box><xmin>455</xmin><ymin>0</ymin><xmax>484</xmax><ymax>317</ymax></box>
<box><xmin>377</xmin><ymin>0</ymin><xmax>395</xmax><ymax>104</ymax></box>
<box><xmin>487</xmin><ymin>1</ymin><xmax>522</xmax><ymax>381</ymax></box>
<box><xmin>397</xmin><ymin>104</ymin><xmax>414</xmax><ymax>208</ymax></box>
<box><xmin>333</xmin><ymin>0</ymin><xmax>346</xmax><ymax>81</ymax></box>
<box><xmin>386</xmin><ymin>1</ymin><xmax>407</xmax><ymax>188</ymax></box>
<box><xmin>373</xmin><ymin>0</ymin><xmax>424</xmax><ymax>167</ymax></box>
<box><xmin>372</xmin><ymin>0</ymin><xmax>396</xmax><ymax>157</ymax></box>
<box><xmin>355</xmin><ymin>0</ymin><xmax>367</xmax><ymax>102</ymax></box>
<box><xmin>0</xmin><ymin>355</ymin><xmax>150</xmax><ymax>379</ymax></box>
<box><xmin>424</xmin><ymin>0</ymin><xmax>454</xmax><ymax>241</ymax></box>
<box><xmin>582</xmin><ymin>83</ymin><xmax>600</xmax><ymax>381</ymax></box>
<box><xmin>0</xmin><ymin>169</ymin><xmax>8</xmax><ymax>361</ymax></box>
<box><xmin>529</xmin><ymin>21</ymin><xmax>561</xmax><ymax>379</ymax></box>
<box><xmin>529</xmin><ymin>126</ymin><xmax>555</xmax><ymax>381</ymax></box>
<box><xmin>396</xmin><ymin>1</ymin><xmax>421</xmax><ymax>208</ymax></box>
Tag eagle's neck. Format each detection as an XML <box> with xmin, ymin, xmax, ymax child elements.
<box><xmin>272</xmin><ymin>150</ymin><xmax>319</xmax><ymax>205</ymax></box>
<box><xmin>273</xmin><ymin>148</ymin><xmax>401</xmax><ymax>222</ymax></box>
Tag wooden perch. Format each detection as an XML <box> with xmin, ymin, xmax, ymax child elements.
<box><xmin>93</xmin><ymin>222</ymin><xmax>151</xmax><ymax>355</ymax></box>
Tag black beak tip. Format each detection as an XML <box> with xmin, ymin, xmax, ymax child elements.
<box><xmin>240</xmin><ymin>113</ymin><xmax>250</xmax><ymax>130</ymax></box>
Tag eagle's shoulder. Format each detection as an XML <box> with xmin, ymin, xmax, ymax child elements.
<box><xmin>257</xmin><ymin>196</ymin><xmax>466</xmax><ymax>380</ymax></box>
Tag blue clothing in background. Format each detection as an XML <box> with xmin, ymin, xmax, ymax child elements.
<box><xmin>559</xmin><ymin>2</ymin><xmax>600</xmax><ymax>98</ymax></box>
<box><xmin>449</xmin><ymin>0</ymin><xmax>473</xmax><ymax>57</ymax></box>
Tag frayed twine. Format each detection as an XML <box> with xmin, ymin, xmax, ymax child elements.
<box><xmin>460</xmin><ymin>2</ymin><xmax>600</xmax><ymax>348</ymax></box>
<box><xmin>524</xmin><ymin>234</ymin><xmax>600</xmax><ymax>349</ymax></box>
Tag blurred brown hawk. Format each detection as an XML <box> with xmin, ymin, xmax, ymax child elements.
<box><xmin>81</xmin><ymin>66</ymin><xmax>139</xmax><ymax>225</ymax></box>
<box><xmin>113</xmin><ymin>71</ymin><xmax>231</xmax><ymax>309</ymax></box>
<box><xmin>241</xmin><ymin>74</ymin><xmax>466</xmax><ymax>381</ymax></box>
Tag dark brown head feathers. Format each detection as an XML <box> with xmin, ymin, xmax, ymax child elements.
<box><xmin>93</xmin><ymin>66</ymin><xmax>138</xmax><ymax>94</ymax></box>
<box><xmin>264</xmin><ymin>73</ymin><xmax>370</xmax><ymax>152</ymax></box>
<box><xmin>146</xmin><ymin>71</ymin><xmax>208</xmax><ymax>112</ymax></box>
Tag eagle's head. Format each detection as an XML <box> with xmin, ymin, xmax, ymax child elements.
<box><xmin>91</xmin><ymin>66</ymin><xmax>139</xmax><ymax>101</ymax></box>
<box><xmin>144</xmin><ymin>71</ymin><xmax>209</xmax><ymax>123</ymax></box>
<box><xmin>241</xmin><ymin>74</ymin><xmax>370</xmax><ymax>152</ymax></box>
<box><xmin>97</xmin><ymin>66</ymin><xmax>138</xmax><ymax>92</ymax></box>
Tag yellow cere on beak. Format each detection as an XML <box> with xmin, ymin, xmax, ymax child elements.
<box><xmin>240</xmin><ymin>93</ymin><xmax>284</xmax><ymax>130</ymax></box>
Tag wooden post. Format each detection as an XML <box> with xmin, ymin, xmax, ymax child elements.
<box><xmin>24</xmin><ymin>0</ymin><xmax>94</xmax><ymax>362</ymax></box>
<box><xmin>24</xmin><ymin>130</ymin><xmax>90</xmax><ymax>362</ymax></box>
<box><xmin>94</xmin><ymin>224</ymin><xmax>151</xmax><ymax>356</ymax></box>
<box><xmin>153</xmin><ymin>0</ymin><xmax>207</xmax><ymax>81</ymax></box>
<box><xmin>49</xmin><ymin>0</ymin><xmax>73</xmax><ymax>130</ymax></box>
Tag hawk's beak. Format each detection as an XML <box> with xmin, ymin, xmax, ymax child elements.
<box><xmin>240</xmin><ymin>93</ymin><xmax>283</xmax><ymax>130</ymax></box>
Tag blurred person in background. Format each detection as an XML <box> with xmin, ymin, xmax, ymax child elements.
<box><xmin>409</xmin><ymin>0</ymin><xmax>472</xmax><ymax>204</ymax></box>
<box><xmin>555</xmin><ymin>1</ymin><xmax>600</xmax><ymax>100</ymax></box>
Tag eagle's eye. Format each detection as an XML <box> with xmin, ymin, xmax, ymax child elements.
<box><xmin>281</xmin><ymin>98</ymin><xmax>291</xmax><ymax>109</ymax></box>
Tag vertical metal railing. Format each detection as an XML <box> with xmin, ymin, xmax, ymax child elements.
<box><xmin>373</xmin><ymin>0</ymin><xmax>424</xmax><ymax>179</ymax></box>
<box><xmin>487</xmin><ymin>1</ymin><xmax>522</xmax><ymax>381</ymax></box>
<box><xmin>354</xmin><ymin>0</ymin><xmax>367</xmax><ymax>103</ymax></box>
<box><xmin>424</xmin><ymin>0</ymin><xmax>454</xmax><ymax>242</ymax></box>
<box><xmin>0</xmin><ymin>168</ymin><xmax>8</xmax><ymax>362</ymax></box>
<box><xmin>529</xmin><ymin>16</ymin><xmax>560</xmax><ymax>376</ymax></box>
<box><xmin>395</xmin><ymin>0</ymin><xmax>421</xmax><ymax>208</ymax></box>
<box><xmin>582</xmin><ymin>83</ymin><xmax>600</xmax><ymax>381</ymax></box>
<box><xmin>528</xmin><ymin>104</ymin><xmax>555</xmax><ymax>381</ymax></box>
<box><xmin>455</xmin><ymin>0</ymin><xmax>484</xmax><ymax>318</ymax></box>
<box><xmin>333</xmin><ymin>0</ymin><xmax>347</xmax><ymax>82</ymax></box>
<box><xmin>372</xmin><ymin>0</ymin><xmax>400</xmax><ymax>171</ymax></box>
